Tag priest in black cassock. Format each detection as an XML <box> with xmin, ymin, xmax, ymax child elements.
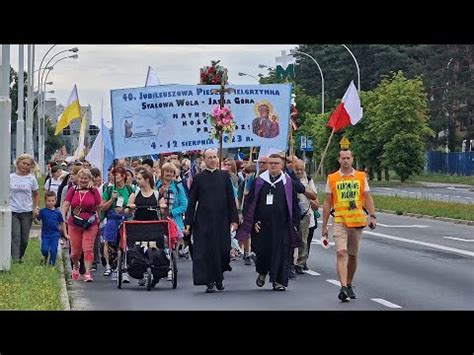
<box><xmin>236</xmin><ymin>153</ymin><xmax>301</xmax><ymax>291</ymax></box>
<box><xmin>185</xmin><ymin>149</ymin><xmax>239</xmax><ymax>293</ymax></box>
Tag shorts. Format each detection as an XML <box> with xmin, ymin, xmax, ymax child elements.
<box><xmin>333</xmin><ymin>223</ymin><xmax>363</xmax><ymax>256</ymax></box>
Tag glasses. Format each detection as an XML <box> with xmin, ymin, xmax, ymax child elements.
<box><xmin>268</xmin><ymin>162</ymin><xmax>281</xmax><ymax>165</ymax></box>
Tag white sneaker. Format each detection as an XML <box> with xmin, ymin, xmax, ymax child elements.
<box><xmin>111</xmin><ymin>270</ymin><xmax>118</xmax><ymax>281</ymax></box>
<box><xmin>122</xmin><ymin>272</ymin><xmax>130</xmax><ymax>283</ymax></box>
<box><xmin>103</xmin><ymin>267</ymin><xmax>112</xmax><ymax>276</ymax></box>
<box><xmin>167</xmin><ymin>270</ymin><xmax>173</xmax><ymax>281</ymax></box>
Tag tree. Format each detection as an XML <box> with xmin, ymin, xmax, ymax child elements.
<box><xmin>373</xmin><ymin>72</ymin><xmax>434</xmax><ymax>181</ymax></box>
<box><xmin>383</xmin><ymin>133</ymin><xmax>425</xmax><ymax>182</ymax></box>
<box><xmin>45</xmin><ymin>118</ymin><xmax>64</xmax><ymax>160</ymax></box>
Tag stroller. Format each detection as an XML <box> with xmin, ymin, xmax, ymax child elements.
<box><xmin>116</xmin><ymin>217</ymin><xmax>179</xmax><ymax>291</ymax></box>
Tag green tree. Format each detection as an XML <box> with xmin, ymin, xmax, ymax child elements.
<box><xmin>383</xmin><ymin>133</ymin><xmax>425</xmax><ymax>182</ymax></box>
<box><xmin>45</xmin><ymin>118</ymin><xmax>64</xmax><ymax>160</ymax></box>
<box><xmin>374</xmin><ymin>71</ymin><xmax>434</xmax><ymax>181</ymax></box>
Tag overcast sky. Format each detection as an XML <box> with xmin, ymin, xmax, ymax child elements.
<box><xmin>8</xmin><ymin>45</ymin><xmax>297</xmax><ymax>126</ymax></box>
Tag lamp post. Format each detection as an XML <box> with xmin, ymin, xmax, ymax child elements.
<box><xmin>26</xmin><ymin>45</ymin><xmax>35</xmax><ymax>156</ymax></box>
<box><xmin>0</xmin><ymin>45</ymin><xmax>12</xmax><ymax>270</ymax></box>
<box><xmin>238</xmin><ymin>72</ymin><xmax>259</xmax><ymax>82</ymax></box>
<box><xmin>290</xmin><ymin>48</ymin><xmax>325</xmax><ymax>114</ymax></box>
<box><xmin>341</xmin><ymin>44</ymin><xmax>360</xmax><ymax>93</ymax></box>
<box><xmin>16</xmin><ymin>45</ymin><xmax>25</xmax><ymax>157</ymax></box>
<box><xmin>39</xmin><ymin>53</ymin><xmax>78</xmax><ymax>172</ymax></box>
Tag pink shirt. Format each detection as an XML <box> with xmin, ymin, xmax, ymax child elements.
<box><xmin>65</xmin><ymin>186</ymin><xmax>102</xmax><ymax>226</ymax></box>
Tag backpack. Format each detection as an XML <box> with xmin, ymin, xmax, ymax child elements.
<box><xmin>126</xmin><ymin>245</ymin><xmax>149</xmax><ymax>279</ymax></box>
<box><xmin>147</xmin><ymin>248</ymin><xmax>169</xmax><ymax>279</ymax></box>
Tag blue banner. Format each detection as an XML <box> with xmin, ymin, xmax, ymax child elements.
<box><xmin>110</xmin><ymin>84</ymin><xmax>292</xmax><ymax>158</ymax></box>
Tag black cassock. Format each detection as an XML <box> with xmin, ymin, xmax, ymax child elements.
<box><xmin>185</xmin><ymin>169</ymin><xmax>239</xmax><ymax>285</ymax></box>
<box><xmin>250</xmin><ymin>179</ymin><xmax>299</xmax><ymax>287</ymax></box>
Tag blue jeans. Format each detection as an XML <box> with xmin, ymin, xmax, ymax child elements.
<box><xmin>41</xmin><ymin>234</ymin><xmax>60</xmax><ymax>265</ymax></box>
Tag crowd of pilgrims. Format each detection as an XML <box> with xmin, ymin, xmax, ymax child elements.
<box><xmin>37</xmin><ymin>149</ymin><xmax>320</xmax><ymax>291</ymax></box>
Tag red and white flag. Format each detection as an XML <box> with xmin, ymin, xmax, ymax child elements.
<box><xmin>327</xmin><ymin>81</ymin><xmax>363</xmax><ymax>132</ymax></box>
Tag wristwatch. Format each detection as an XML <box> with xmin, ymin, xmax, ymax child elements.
<box><xmin>370</xmin><ymin>214</ymin><xmax>377</xmax><ymax>219</ymax></box>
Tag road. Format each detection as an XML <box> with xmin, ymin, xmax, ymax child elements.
<box><xmin>67</xmin><ymin>212</ymin><xmax>474</xmax><ymax>310</ymax></box>
<box><xmin>315</xmin><ymin>183</ymin><xmax>474</xmax><ymax>204</ymax></box>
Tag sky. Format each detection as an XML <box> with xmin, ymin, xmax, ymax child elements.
<box><xmin>8</xmin><ymin>45</ymin><xmax>297</xmax><ymax>126</ymax></box>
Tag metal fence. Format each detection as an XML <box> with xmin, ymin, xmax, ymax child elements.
<box><xmin>426</xmin><ymin>151</ymin><xmax>474</xmax><ymax>176</ymax></box>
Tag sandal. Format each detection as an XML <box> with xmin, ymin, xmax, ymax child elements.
<box><xmin>256</xmin><ymin>274</ymin><xmax>266</xmax><ymax>287</ymax></box>
<box><xmin>272</xmin><ymin>283</ymin><xmax>286</xmax><ymax>291</ymax></box>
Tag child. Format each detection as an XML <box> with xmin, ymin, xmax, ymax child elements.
<box><xmin>37</xmin><ymin>191</ymin><xmax>68</xmax><ymax>266</ymax></box>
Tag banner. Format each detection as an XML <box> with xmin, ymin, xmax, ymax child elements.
<box><xmin>110</xmin><ymin>84</ymin><xmax>292</xmax><ymax>158</ymax></box>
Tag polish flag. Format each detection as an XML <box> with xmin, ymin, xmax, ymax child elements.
<box><xmin>327</xmin><ymin>81</ymin><xmax>363</xmax><ymax>132</ymax></box>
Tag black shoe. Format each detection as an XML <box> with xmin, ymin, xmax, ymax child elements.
<box><xmin>205</xmin><ymin>282</ymin><xmax>216</xmax><ymax>293</ymax></box>
<box><xmin>250</xmin><ymin>252</ymin><xmax>257</xmax><ymax>264</ymax></box>
<box><xmin>338</xmin><ymin>286</ymin><xmax>350</xmax><ymax>302</ymax></box>
<box><xmin>347</xmin><ymin>285</ymin><xmax>357</xmax><ymax>299</ymax></box>
<box><xmin>295</xmin><ymin>266</ymin><xmax>305</xmax><ymax>274</ymax></box>
<box><xmin>216</xmin><ymin>281</ymin><xmax>224</xmax><ymax>291</ymax></box>
<box><xmin>303</xmin><ymin>264</ymin><xmax>308</xmax><ymax>271</ymax></box>
<box><xmin>244</xmin><ymin>256</ymin><xmax>252</xmax><ymax>266</ymax></box>
<box><xmin>288</xmin><ymin>266</ymin><xmax>296</xmax><ymax>279</ymax></box>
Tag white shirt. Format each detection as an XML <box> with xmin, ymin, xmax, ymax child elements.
<box><xmin>44</xmin><ymin>177</ymin><xmax>62</xmax><ymax>196</ymax></box>
<box><xmin>9</xmin><ymin>173</ymin><xmax>39</xmax><ymax>213</ymax></box>
<box><xmin>325</xmin><ymin>168</ymin><xmax>370</xmax><ymax>194</ymax></box>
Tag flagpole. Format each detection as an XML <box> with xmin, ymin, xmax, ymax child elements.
<box><xmin>315</xmin><ymin>128</ymin><xmax>336</xmax><ymax>177</ymax></box>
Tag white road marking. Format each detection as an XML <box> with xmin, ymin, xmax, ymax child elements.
<box><xmin>443</xmin><ymin>237</ymin><xmax>474</xmax><ymax>242</ymax></box>
<box><xmin>304</xmin><ymin>270</ymin><xmax>321</xmax><ymax>276</ymax></box>
<box><xmin>364</xmin><ymin>231</ymin><xmax>474</xmax><ymax>257</ymax></box>
<box><xmin>377</xmin><ymin>223</ymin><xmax>430</xmax><ymax>228</ymax></box>
<box><xmin>371</xmin><ymin>298</ymin><xmax>402</xmax><ymax>309</ymax></box>
<box><xmin>326</xmin><ymin>279</ymin><xmax>341</xmax><ymax>287</ymax></box>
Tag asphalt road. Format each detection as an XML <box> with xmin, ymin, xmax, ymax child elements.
<box><xmin>68</xmin><ymin>212</ymin><xmax>473</xmax><ymax>310</ymax></box>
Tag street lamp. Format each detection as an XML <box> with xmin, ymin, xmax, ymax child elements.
<box><xmin>39</xmin><ymin>53</ymin><xmax>79</xmax><ymax>173</ymax></box>
<box><xmin>341</xmin><ymin>44</ymin><xmax>360</xmax><ymax>93</ymax></box>
<box><xmin>238</xmin><ymin>72</ymin><xmax>259</xmax><ymax>82</ymax></box>
<box><xmin>290</xmin><ymin>48</ymin><xmax>325</xmax><ymax>114</ymax></box>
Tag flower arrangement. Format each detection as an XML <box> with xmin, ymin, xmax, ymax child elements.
<box><xmin>209</xmin><ymin>105</ymin><xmax>237</xmax><ymax>141</ymax></box>
<box><xmin>200</xmin><ymin>60</ymin><xmax>228</xmax><ymax>85</ymax></box>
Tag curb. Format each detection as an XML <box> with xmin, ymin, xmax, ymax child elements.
<box><xmin>58</xmin><ymin>244</ymin><xmax>71</xmax><ymax>311</ymax></box>
<box><xmin>376</xmin><ymin>208</ymin><xmax>474</xmax><ymax>226</ymax></box>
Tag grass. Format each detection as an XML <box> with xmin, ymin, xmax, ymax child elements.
<box><xmin>0</xmin><ymin>239</ymin><xmax>64</xmax><ymax>310</ymax></box>
<box><xmin>317</xmin><ymin>193</ymin><xmax>474</xmax><ymax>221</ymax></box>
<box><xmin>373</xmin><ymin>195</ymin><xmax>474</xmax><ymax>221</ymax></box>
<box><xmin>404</xmin><ymin>173</ymin><xmax>474</xmax><ymax>186</ymax></box>
<box><xmin>38</xmin><ymin>176</ymin><xmax>45</xmax><ymax>208</ymax></box>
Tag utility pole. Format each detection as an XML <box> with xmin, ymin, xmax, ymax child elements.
<box><xmin>0</xmin><ymin>45</ymin><xmax>12</xmax><ymax>270</ymax></box>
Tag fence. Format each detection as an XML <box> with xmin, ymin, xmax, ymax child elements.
<box><xmin>426</xmin><ymin>151</ymin><xmax>474</xmax><ymax>175</ymax></box>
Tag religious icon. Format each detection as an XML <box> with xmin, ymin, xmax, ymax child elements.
<box><xmin>252</xmin><ymin>101</ymin><xmax>279</xmax><ymax>138</ymax></box>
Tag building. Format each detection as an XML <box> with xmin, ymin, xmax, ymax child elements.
<box><xmin>58</xmin><ymin>104</ymin><xmax>99</xmax><ymax>154</ymax></box>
